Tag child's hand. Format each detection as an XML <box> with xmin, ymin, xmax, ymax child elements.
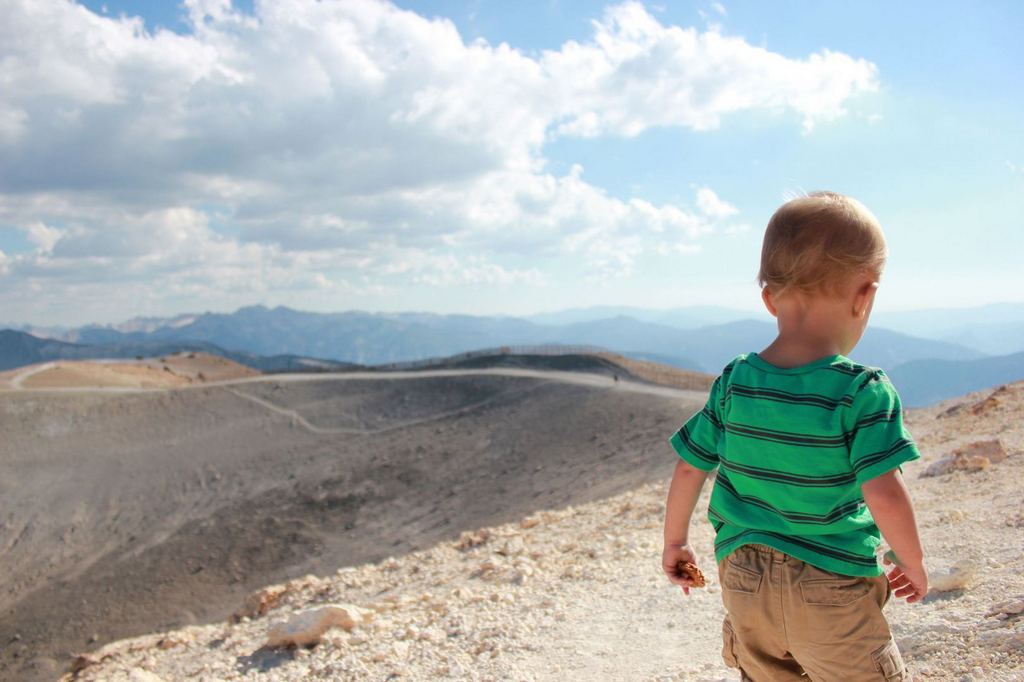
<box><xmin>662</xmin><ymin>542</ymin><xmax>699</xmax><ymax>596</ymax></box>
<box><xmin>883</xmin><ymin>550</ymin><xmax>929</xmax><ymax>604</ymax></box>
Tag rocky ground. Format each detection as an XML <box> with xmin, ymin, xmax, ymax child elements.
<box><xmin>60</xmin><ymin>381</ymin><xmax>1024</xmax><ymax>681</ymax></box>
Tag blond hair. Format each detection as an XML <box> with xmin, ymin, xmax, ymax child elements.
<box><xmin>757</xmin><ymin>191</ymin><xmax>887</xmax><ymax>299</ymax></box>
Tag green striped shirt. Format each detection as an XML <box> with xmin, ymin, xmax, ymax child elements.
<box><xmin>668</xmin><ymin>352</ymin><xmax>920</xmax><ymax>577</ymax></box>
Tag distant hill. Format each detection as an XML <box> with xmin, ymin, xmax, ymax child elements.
<box><xmin>606</xmin><ymin>319</ymin><xmax>983</xmax><ymax>374</ymax></box>
<box><xmin>871</xmin><ymin>302</ymin><xmax>1024</xmax><ymax>355</ymax></box>
<box><xmin>943</xmin><ymin>321</ymin><xmax>1024</xmax><ymax>356</ymax></box>
<box><xmin>0</xmin><ymin>329</ymin><xmax>89</xmax><ymax>370</ymax></box>
<box><xmin>887</xmin><ymin>351</ymin><xmax>1024</xmax><ymax>407</ymax></box>
<box><xmin>0</xmin><ymin>329</ymin><xmax>358</xmax><ymax>373</ymax></box>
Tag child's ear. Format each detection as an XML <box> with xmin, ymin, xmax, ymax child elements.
<box><xmin>853</xmin><ymin>281</ymin><xmax>879</xmax><ymax>318</ymax></box>
<box><xmin>761</xmin><ymin>286</ymin><xmax>778</xmax><ymax>317</ymax></box>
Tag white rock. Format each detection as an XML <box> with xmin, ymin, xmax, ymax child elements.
<box><xmin>987</xmin><ymin>598</ymin><xmax>1024</xmax><ymax>618</ymax></box>
<box><xmin>420</xmin><ymin>626</ymin><xmax>446</xmax><ymax>643</ymax></box>
<box><xmin>497</xmin><ymin>536</ymin><xmax>525</xmax><ymax>556</ymax></box>
<box><xmin>955</xmin><ymin>438</ymin><xmax>1009</xmax><ymax>463</ymax></box>
<box><xmin>265</xmin><ymin>604</ymin><xmax>374</xmax><ymax>648</ymax></box>
<box><xmin>930</xmin><ymin>560</ymin><xmax>980</xmax><ymax>592</ymax></box>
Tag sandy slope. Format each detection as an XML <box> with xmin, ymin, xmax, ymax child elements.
<box><xmin>55</xmin><ymin>381</ymin><xmax>1024</xmax><ymax>682</ymax></box>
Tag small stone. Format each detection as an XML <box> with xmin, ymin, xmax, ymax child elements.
<box><xmin>69</xmin><ymin>653</ymin><xmax>103</xmax><ymax>674</ymax></box>
<box><xmin>156</xmin><ymin>637</ymin><xmax>180</xmax><ymax>650</ymax></box>
<box><xmin>233</xmin><ymin>584</ymin><xmax>288</xmax><ymax>621</ymax></box>
<box><xmin>520</xmin><ymin>516</ymin><xmax>541</xmax><ymax>529</ymax></box>
<box><xmin>999</xmin><ymin>631</ymin><xmax>1024</xmax><ymax>652</ymax></box>
<box><xmin>497</xmin><ymin>536</ymin><xmax>525</xmax><ymax>556</ymax></box>
<box><xmin>509</xmin><ymin>570</ymin><xmax>529</xmax><ymax>585</ymax></box>
<box><xmin>474</xmin><ymin>559</ymin><xmax>500</xmax><ymax>579</ymax></box>
<box><xmin>455</xmin><ymin>528</ymin><xmax>491</xmax><ymax>550</ymax></box>
<box><xmin>923</xmin><ymin>453</ymin><xmax>989</xmax><ymax>477</ymax></box>
<box><xmin>420</xmin><ymin>626</ymin><xmax>445</xmax><ymax>643</ymax></box>
<box><xmin>955</xmin><ymin>438</ymin><xmax>1009</xmax><ymax>463</ymax></box>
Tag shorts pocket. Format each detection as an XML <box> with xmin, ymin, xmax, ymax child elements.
<box><xmin>722</xmin><ymin>560</ymin><xmax>763</xmax><ymax>595</ymax></box>
<box><xmin>721</xmin><ymin>618</ymin><xmax>740</xmax><ymax>669</ymax></box>
<box><xmin>799</xmin><ymin>577</ymin><xmax>871</xmax><ymax>606</ymax></box>
<box><xmin>871</xmin><ymin>637</ymin><xmax>907</xmax><ymax>681</ymax></box>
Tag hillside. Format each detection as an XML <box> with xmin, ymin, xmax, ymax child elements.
<box><xmin>54</xmin><ymin>379</ymin><xmax>1024</xmax><ymax>681</ymax></box>
<box><xmin>0</xmin><ymin>355</ymin><xmax>708</xmax><ymax>681</ymax></box>
<box><xmin>887</xmin><ymin>351</ymin><xmax>1024</xmax><ymax>407</ymax></box>
<box><xmin>0</xmin><ymin>352</ymin><xmax>259</xmax><ymax>390</ymax></box>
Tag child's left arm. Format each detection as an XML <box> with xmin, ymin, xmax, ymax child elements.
<box><xmin>662</xmin><ymin>458</ymin><xmax>710</xmax><ymax>596</ymax></box>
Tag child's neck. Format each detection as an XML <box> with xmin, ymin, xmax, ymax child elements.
<box><xmin>758</xmin><ymin>334</ymin><xmax>844</xmax><ymax>369</ymax></box>
<box><xmin>759</xmin><ymin>297</ymin><xmax>853</xmax><ymax>368</ymax></box>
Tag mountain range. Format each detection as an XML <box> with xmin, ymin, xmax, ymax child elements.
<box><xmin>4</xmin><ymin>303</ymin><xmax>1024</xmax><ymax>406</ymax></box>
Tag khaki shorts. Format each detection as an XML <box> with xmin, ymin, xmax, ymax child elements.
<box><xmin>718</xmin><ymin>544</ymin><xmax>908</xmax><ymax>681</ymax></box>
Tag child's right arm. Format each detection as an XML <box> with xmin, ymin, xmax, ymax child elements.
<box><xmin>861</xmin><ymin>469</ymin><xmax>929</xmax><ymax>603</ymax></box>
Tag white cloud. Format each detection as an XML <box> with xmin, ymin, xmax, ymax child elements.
<box><xmin>544</xmin><ymin>2</ymin><xmax>878</xmax><ymax>136</ymax></box>
<box><xmin>405</xmin><ymin>253</ymin><xmax>547</xmax><ymax>287</ymax></box>
<box><xmin>696</xmin><ymin>187</ymin><xmax>739</xmax><ymax>219</ymax></box>
<box><xmin>724</xmin><ymin>223</ymin><xmax>751</xmax><ymax>235</ymax></box>
<box><xmin>24</xmin><ymin>222</ymin><xmax>63</xmax><ymax>253</ymax></box>
<box><xmin>0</xmin><ymin>0</ymin><xmax>879</xmax><ymax>321</ymax></box>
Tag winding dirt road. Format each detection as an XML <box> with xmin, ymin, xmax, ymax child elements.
<box><xmin>2</xmin><ymin>364</ymin><xmax>706</xmax><ymax>402</ymax></box>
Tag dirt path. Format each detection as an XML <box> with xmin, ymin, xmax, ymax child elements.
<box><xmin>8</xmin><ymin>361</ymin><xmax>55</xmax><ymax>389</ymax></box>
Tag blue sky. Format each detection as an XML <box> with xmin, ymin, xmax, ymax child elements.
<box><xmin>1</xmin><ymin>1</ymin><xmax>1021</xmax><ymax>325</ymax></box>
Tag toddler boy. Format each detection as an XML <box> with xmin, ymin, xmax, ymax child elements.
<box><xmin>662</xmin><ymin>192</ymin><xmax>927</xmax><ymax>681</ymax></box>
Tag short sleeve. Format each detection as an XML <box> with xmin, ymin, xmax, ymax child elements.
<box><xmin>846</xmin><ymin>371</ymin><xmax>921</xmax><ymax>485</ymax></box>
<box><xmin>668</xmin><ymin>373</ymin><xmax>724</xmax><ymax>471</ymax></box>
